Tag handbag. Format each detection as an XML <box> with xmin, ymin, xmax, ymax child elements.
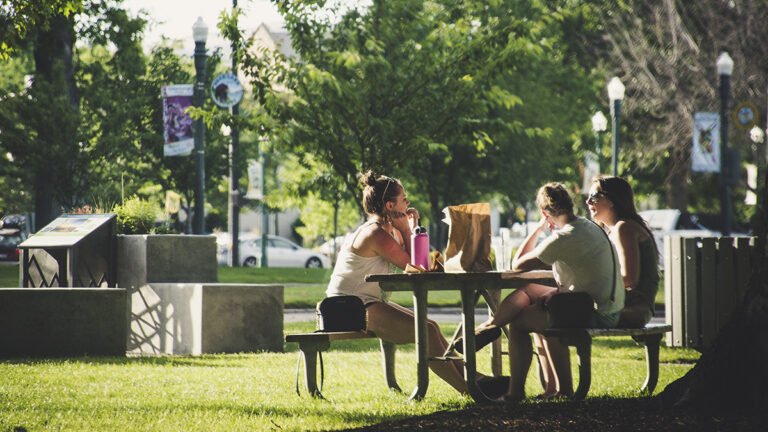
<box><xmin>546</xmin><ymin>291</ymin><xmax>595</xmax><ymax>328</ymax></box>
<box><xmin>546</xmin><ymin>219</ymin><xmax>618</xmax><ymax>329</ymax></box>
<box><xmin>316</xmin><ymin>295</ymin><xmax>367</xmax><ymax>332</ymax></box>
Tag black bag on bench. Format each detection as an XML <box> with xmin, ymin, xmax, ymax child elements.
<box><xmin>316</xmin><ymin>295</ymin><xmax>367</xmax><ymax>332</ymax></box>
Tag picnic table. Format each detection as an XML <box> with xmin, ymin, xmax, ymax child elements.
<box><xmin>365</xmin><ymin>270</ymin><xmax>556</xmax><ymax>403</ymax></box>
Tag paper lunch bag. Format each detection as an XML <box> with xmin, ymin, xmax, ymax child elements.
<box><xmin>442</xmin><ymin>202</ymin><xmax>492</xmax><ymax>273</ymax></box>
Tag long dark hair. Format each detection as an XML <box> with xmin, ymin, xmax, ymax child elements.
<box><xmin>593</xmin><ymin>176</ymin><xmax>658</xmax><ymax>253</ymax></box>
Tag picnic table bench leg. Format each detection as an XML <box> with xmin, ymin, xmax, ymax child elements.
<box><xmin>635</xmin><ymin>333</ymin><xmax>663</xmax><ymax>396</ymax></box>
<box><xmin>298</xmin><ymin>340</ymin><xmax>330</xmax><ymax>398</ymax></box>
<box><xmin>380</xmin><ymin>340</ymin><xmax>401</xmax><ymax>392</ymax></box>
<box><xmin>564</xmin><ymin>331</ymin><xmax>592</xmax><ymax>401</ymax></box>
<box><xmin>411</xmin><ymin>284</ymin><xmax>429</xmax><ymax>401</ymax></box>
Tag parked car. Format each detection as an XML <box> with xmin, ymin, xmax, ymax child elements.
<box><xmin>639</xmin><ymin>209</ymin><xmax>718</xmax><ymax>249</ymax></box>
<box><xmin>217</xmin><ymin>234</ymin><xmax>330</xmax><ymax>268</ymax></box>
<box><xmin>0</xmin><ymin>228</ymin><xmax>26</xmax><ymax>261</ymax></box>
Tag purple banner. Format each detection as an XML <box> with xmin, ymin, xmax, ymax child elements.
<box><xmin>162</xmin><ymin>85</ymin><xmax>194</xmax><ymax>157</ymax></box>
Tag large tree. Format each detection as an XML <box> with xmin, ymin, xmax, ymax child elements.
<box><xmin>238</xmin><ymin>0</ymin><xmax>595</xmax><ymax>244</ymax></box>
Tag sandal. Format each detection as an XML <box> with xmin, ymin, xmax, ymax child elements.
<box><xmin>477</xmin><ymin>376</ymin><xmax>510</xmax><ymax>400</ymax></box>
<box><xmin>452</xmin><ymin>326</ymin><xmax>502</xmax><ymax>355</ymax></box>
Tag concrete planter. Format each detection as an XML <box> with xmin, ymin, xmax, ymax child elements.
<box><xmin>117</xmin><ymin>234</ymin><xmax>283</xmax><ymax>355</ymax></box>
<box><xmin>116</xmin><ymin>234</ymin><xmax>217</xmax><ymax>288</ymax></box>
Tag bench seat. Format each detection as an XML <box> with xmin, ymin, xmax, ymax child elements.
<box><xmin>541</xmin><ymin>323</ymin><xmax>672</xmax><ymax>400</ymax></box>
<box><xmin>286</xmin><ymin>331</ymin><xmax>400</xmax><ymax>398</ymax></box>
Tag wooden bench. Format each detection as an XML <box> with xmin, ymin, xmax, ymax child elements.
<box><xmin>541</xmin><ymin>323</ymin><xmax>672</xmax><ymax>400</ymax></box>
<box><xmin>285</xmin><ymin>331</ymin><xmax>400</xmax><ymax>398</ymax></box>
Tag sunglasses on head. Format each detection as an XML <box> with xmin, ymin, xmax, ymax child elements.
<box><xmin>586</xmin><ymin>191</ymin><xmax>606</xmax><ymax>204</ymax></box>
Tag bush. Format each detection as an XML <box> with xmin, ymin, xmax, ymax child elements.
<box><xmin>113</xmin><ymin>197</ymin><xmax>158</xmax><ymax>234</ymax></box>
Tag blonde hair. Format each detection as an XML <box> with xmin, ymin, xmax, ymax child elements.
<box><xmin>536</xmin><ymin>182</ymin><xmax>573</xmax><ymax>217</ymax></box>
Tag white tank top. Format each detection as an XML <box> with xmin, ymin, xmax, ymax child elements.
<box><xmin>325</xmin><ymin>221</ymin><xmax>394</xmax><ymax>304</ymax></box>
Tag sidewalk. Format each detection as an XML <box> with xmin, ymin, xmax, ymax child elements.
<box><xmin>285</xmin><ymin>307</ymin><xmax>666</xmax><ymax>325</ymax></box>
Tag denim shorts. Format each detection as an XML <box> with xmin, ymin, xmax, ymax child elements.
<box><xmin>592</xmin><ymin>310</ymin><xmax>621</xmax><ymax>328</ymax></box>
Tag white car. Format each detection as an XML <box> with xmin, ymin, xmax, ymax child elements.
<box><xmin>217</xmin><ymin>234</ymin><xmax>330</xmax><ymax>268</ymax></box>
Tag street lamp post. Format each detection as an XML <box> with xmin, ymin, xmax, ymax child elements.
<box><xmin>229</xmin><ymin>0</ymin><xmax>241</xmax><ymax>266</ymax></box>
<box><xmin>607</xmin><ymin>77</ymin><xmax>625</xmax><ymax>177</ymax></box>
<box><xmin>192</xmin><ymin>17</ymin><xmax>208</xmax><ymax>235</ymax></box>
<box><xmin>591</xmin><ymin>111</ymin><xmax>608</xmax><ymax>173</ymax></box>
<box><xmin>259</xmin><ymin>137</ymin><xmax>269</xmax><ymax>268</ymax></box>
<box><xmin>717</xmin><ymin>52</ymin><xmax>734</xmax><ymax>236</ymax></box>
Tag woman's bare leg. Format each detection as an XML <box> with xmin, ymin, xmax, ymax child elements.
<box><xmin>483</xmin><ymin>283</ymin><xmax>555</xmax><ymax>328</ymax></box>
<box><xmin>367</xmin><ymin>302</ymin><xmax>467</xmax><ymax>393</ymax></box>
<box><xmin>533</xmin><ymin>333</ymin><xmax>558</xmax><ymax>397</ymax></box>
<box><xmin>543</xmin><ymin>336</ymin><xmax>573</xmax><ymax>396</ymax></box>
<box><xmin>507</xmin><ymin>303</ymin><xmax>549</xmax><ymax>402</ymax></box>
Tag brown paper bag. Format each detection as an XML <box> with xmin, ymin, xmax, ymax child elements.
<box><xmin>442</xmin><ymin>202</ymin><xmax>492</xmax><ymax>273</ymax></box>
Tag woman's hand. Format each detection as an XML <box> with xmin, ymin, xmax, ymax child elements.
<box><xmin>390</xmin><ymin>209</ymin><xmax>414</xmax><ymax>236</ymax></box>
<box><xmin>406</xmin><ymin>208</ymin><xmax>420</xmax><ymax>231</ymax></box>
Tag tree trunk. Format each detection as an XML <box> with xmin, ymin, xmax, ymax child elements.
<box><xmin>32</xmin><ymin>14</ymin><xmax>77</xmax><ymax>229</ymax></box>
<box><xmin>666</xmin><ymin>145</ymin><xmax>689</xmax><ymax>210</ymax></box>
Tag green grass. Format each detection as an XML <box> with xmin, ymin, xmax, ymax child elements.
<box><xmin>0</xmin><ymin>264</ymin><xmax>17</xmax><ymax>286</ymax></box>
<box><xmin>0</xmin><ymin>320</ymin><xmax>700</xmax><ymax>431</ymax></box>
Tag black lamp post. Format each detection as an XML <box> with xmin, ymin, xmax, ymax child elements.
<box><xmin>591</xmin><ymin>111</ymin><xmax>608</xmax><ymax>173</ymax></box>
<box><xmin>192</xmin><ymin>17</ymin><xmax>208</xmax><ymax>234</ymax></box>
<box><xmin>717</xmin><ymin>52</ymin><xmax>734</xmax><ymax>236</ymax></box>
<box><xmin>607</xmin><ymin>77</ymin><xmax>625</xmax><ymax>177</ymax></box>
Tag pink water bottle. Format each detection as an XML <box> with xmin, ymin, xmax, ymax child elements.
<box><xmin>411</xmin><ymin>223</ymin><xmax>430</xmax><ymax>270</ymax></box>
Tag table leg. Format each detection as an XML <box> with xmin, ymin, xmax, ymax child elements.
<box><xmin>410</xmin><ymin>284</ymin><xmax>429</xmax><ymax>401</ymax></box>
<box><xmin>461</xmin><ymin>286</ymin><xmax>496</xmax><ymax>404</ymax></box>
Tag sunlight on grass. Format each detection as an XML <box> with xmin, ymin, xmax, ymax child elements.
<box><xmin>0</xmin><ymin>321</ymin><xmax>698</xmax><ymax>432</ymax></box>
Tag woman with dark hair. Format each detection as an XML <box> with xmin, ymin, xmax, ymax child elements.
<box><xmin>586</xmin><ymin>175</ymin><xmax>660</xmax><ymax>327</ymax></box>
<box><xmin>325</xmin><ymin>170</ymin><xmax>506</xmax><ymax>396</ymax></box>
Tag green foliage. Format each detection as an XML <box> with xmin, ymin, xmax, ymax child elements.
<box><xmin>112</xmin><ymin>196</ymin><xmax>157</xmax><ymax>234</ymax></box>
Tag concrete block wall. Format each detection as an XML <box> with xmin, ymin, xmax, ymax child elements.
<box><xmin>128</xmin><ymin>283</ymin><xmax>283</xmax><ymax>355</ymax></box>
<box><xmin>0</xmin><ymin>288</ymin><xmax>127</xmax><ymax>357</ymax></box>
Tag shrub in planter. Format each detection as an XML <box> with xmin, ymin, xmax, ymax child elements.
<box><xmin>113</xmin><ymin>197</ymin><xmax>157</xmax><ymax>235</ymax></box>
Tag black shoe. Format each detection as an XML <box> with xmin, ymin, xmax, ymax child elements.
<box><xmin>452</xmin><ymin>326</ymin><xmax>502</xmax><ymax>355</ymax></box>
<box><xmin>477</xmin><ymin>375</ymin><xmax>510</xmax><ymax>400</ymax></box>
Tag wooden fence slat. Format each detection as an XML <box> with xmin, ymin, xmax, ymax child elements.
<box><xmin>664</xmin><ymin>236</ymin><xmax>674</xmax><ymax>347</ymax></box>
<box><xmin>669</xmin><ymin>236</ymin><xmax>685</xmax><ymax>347</ymax></box>
<box><xmin>733</xmin><ymin>237</ymin><xmax>752</xmax><ymax>305</ymax></box>
<box><xmin>699</xmin><ymin>238</ymin><xmax>717</xmax><ymax>349</ymax></box>
<box><xmin>716</xmin><ymin>238</ymin><xmax>736</xmax><ymax>335</ymax></box>
<box><xmin>683</xmin><ymin>238</ymin><xmax>700</xmax><ymax>348</ymax></box>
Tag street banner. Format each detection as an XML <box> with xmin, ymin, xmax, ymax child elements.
<box><xmin>162</xmin><ymin>84</ymin><xmax>194</xmax><ymax>157</ymax></box>
<box><xmin>745</xmin><ymin>163</ymin><xmax>757</xmax><ymax>205</ymax></box>
<box><xmin>245</xmin><ymin>159</ymin><xmax>263</xmax><ymax>200</ymax></box>
<box><xmin>691</xmin><ymin>112</ymin><xmax>720</xmax><ymax>173</ymax></box>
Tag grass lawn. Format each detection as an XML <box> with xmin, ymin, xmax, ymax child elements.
<box><xmin>0</xmin><ymin>320</ymin><xmax>699</xmax><ymax>431</ymax></box>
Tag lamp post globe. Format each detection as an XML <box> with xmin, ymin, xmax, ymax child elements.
<box><xmin>191</xmin><ymin>17</ymin><xmax>208</xmax><ymax>235</ymax></box>
<box><xmin>591</xmin><ymin>111</ymin><xmax>608</xmax><ymax>172</ymax></box>
<box><xmin>717</xmin><ymin>51</ymin><xmax>733</xmax><ymax>236</ymax></box>
<box><xmin>607</xmin><ymin>77</ymin><xmax>625</xmax><ymax>177</ymax></box>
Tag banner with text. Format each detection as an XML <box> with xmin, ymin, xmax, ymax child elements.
<box><xmin>162</xmin><ymin>84</ymin><xmax>194</xmax><ymax>157</ymax></box>
<box><xmin>691</xmin><ymin>112</ymin><xmax>720</xmax><ymax>173</ymax></box>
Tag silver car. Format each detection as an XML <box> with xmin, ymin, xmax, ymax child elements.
<box><xmin>217</xmin><ymin>234</ymin><xmax>330</xmax><ymax>268</ymax></box>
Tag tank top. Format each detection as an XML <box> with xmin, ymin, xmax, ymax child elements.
<box><xmin>325</xmin><ymin>221</ymin><xmax>394</xmax><ymax>305</ymax></box>
<box><xmin>626</xmin><ymin>239</ymin><xmax>660</xmax><ymax>314</ymax></box>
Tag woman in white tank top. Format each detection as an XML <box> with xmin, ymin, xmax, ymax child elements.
<box><xmin>323</xmin><ymin>171</ymin><xmax>472</xmax><ymax>394</ymax></box>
